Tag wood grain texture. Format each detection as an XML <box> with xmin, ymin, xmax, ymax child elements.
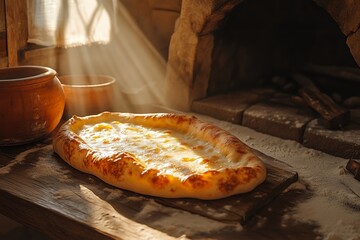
<box><xmin>4</xmin><ymin>0</ymin><xmax>28</xmax><ymax>66</ymax></box>
<box><xmin>0</xmin><ymin>137</ymin><xmax>300</xmax><ymax>239</ymax></box>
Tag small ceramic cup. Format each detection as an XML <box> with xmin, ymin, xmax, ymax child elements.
<box><xmin>59</xmin><ymin>75</ymin><xmax>116</xmax><ymax>118</ymax></box>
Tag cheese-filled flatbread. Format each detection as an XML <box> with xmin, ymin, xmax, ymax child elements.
<box><xmin>53</xmin><ymin>112</ymin><xmax>266</xmax><ymax>200</ymax></box>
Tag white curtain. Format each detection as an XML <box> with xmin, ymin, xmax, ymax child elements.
<box><xmin>27</xmin><ymin>0</ymin><xmax>113</xmax><ymax>47</ymax></box>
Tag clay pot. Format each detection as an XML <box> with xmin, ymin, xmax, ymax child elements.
<box><xmin>59</xmin><ymin>75</ymin><xmax>116</xmax><ymax>118</ymax></box>
<box><xmin>0</xmin><ymin>65</ymin><xmax>65</xmax><ymax>145</ymax></box>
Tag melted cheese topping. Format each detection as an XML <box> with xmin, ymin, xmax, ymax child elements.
<box><xmin>77</xmin><ymin>122</ymin><xmax>239</xmax><ymax>179</ymax></box>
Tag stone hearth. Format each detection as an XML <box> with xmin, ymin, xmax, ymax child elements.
<box><xmin>192</xmin><ymin>89</ymin><xmax>360</xmax><ymax>159</ymax></box>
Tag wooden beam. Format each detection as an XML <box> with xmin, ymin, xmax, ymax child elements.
<box><xmin>304</xmin><ymin>64</ymin><xmax>360</xmax><ymax>84</ymax></box>
<box><xmin>293</xmin><ymin>73</ymin><xmax>350</xmax><ymax>129</ymax></box>
<box><xmin>5</xmin><ymin>0</ymin><xmax>28</xmax><ymax>66</ymax></box>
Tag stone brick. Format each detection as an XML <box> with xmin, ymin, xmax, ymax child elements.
<box><xmin>303</xmin><ymin>117</ymin><xmax>360</xmax><ymax>159</ymax></box>
<box><xmin>191</xmin><ymin>88</ymin><xmax>274</xmax><ymax>124</ymax></box>
<box><xmin>242</xmin><ymin>102</ymin><xmax>315</xmax><ymax>142</ymax></box>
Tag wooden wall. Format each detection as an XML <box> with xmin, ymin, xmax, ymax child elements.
<box><xmin>0</xmin><ymin>0</ymin><xmax>181</xmax><ymax>73</ymax></box>
<box><xmin>0</xmin><ymin>0</ymin><xmax>6</xmax><ymax>65</ymax></box>
<box><xmin>120</xmin><ymin>0</ymin><xmax>181</xmax><ymax>59</ymax></box>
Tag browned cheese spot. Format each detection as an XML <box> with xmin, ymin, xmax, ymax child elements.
<box><xmin>236</xmin><ymin>148</ymin><xmax>247</xmax><ymax>155</ymax></box>
<box><xmin>95</xmin><ymin>153</ymin><xmax>129</xmax><ymax>179</ymax></box>
<box><xmin>218</xmin><ymin>174</ymin><xmax>240</xmax><ymax>193</ymax></box>
<box><xmin>62</xmin><ymin>136</ymin><xmax>77</xmax><ymax>163</ymax></box>
<box><xmin>217</xmin><ymin>167</ymin><xmax>257</xmax><ymax>193</ymax></box>
<box><xmin>210</xmin><ymin>130</ymin><xmax>221</xmax><ymax>140</ymax></box>
<box><xmin>61</xmin><ymin>136</ymin><xmax>71</xmax><ymax>160</ymax></box>
<box><xmin>83</xmin><ymin>151</ymin><xmax>94</xmax><ymax>168</ymax></box>
<box><xmin>151</xmin><ymin>147</ymin><xmax>160</xmax><ymax>154</ymax></box>
<box><xmin>180</xmin><ymin>142</ymin><xmax>190</xmax><ymax>146</ymax></box>
<box><xmin>151</xmin><ymin>174</ymin><xmax>170</xmax><ymax>189</ymax></box>
<box><xmin>186</xmin><ymin>175</ymin><xmax>209</xmax><ymax>189</ymax></box>
<box><xmin>200</xmin><ymin>125</ymin><xmax>212</xmax><ymax>133</ymax></box>
<box><xmin>220</xmin><ymin>136</ymin><xmax>246</xmax><ymax>154</ymax></box>
<box><xmin>192</xmin><ymin>145</ymin><xmax>205</xmax><ymax>150</ymax></box>
<box><xmin>201</xmin><ymin>158</ymin><xmax>210</xmax><ymax>164</ymax></box>
<box><xmin>235</xmin><ymin>167</ymin><xmax>257</xmax><ymax>183</ymax></box>
<box><xmin>176</xmin><ymin>115</ymin><xmax>189</xmax><ymax>125</ymax></box>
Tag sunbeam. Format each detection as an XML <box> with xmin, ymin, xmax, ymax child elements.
<box><xmin>54</xmin><ymin>0</ymin><xmax>169</xmax><ymax>114</ymax></box>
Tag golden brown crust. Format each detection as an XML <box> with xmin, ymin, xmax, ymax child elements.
<box><xmin>53</xmin><ymin>112</ymin><xmax>266</xmax><ymax>200</ymax></box>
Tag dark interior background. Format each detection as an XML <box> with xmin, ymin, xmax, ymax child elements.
<box><xmin>207</xmin><ymin>0</ymin><xmax>358</xmax><ymax>96</ymax></box>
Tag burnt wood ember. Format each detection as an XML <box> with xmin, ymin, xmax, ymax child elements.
<box><xmin>292</xmin><ymin>74</ymin><xmax>350</xmax><ymax>129</ymax></box>
<box><xmin>346</xmin><ymin>159</ymin><xmax>360</xmax><ymax>181</ymax></box>
<box><xmin>303</xmin><ymin>65</ymin><xmax>360</xmax><ymax>85</ymax></box>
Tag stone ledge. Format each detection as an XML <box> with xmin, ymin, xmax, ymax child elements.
<box><xmin>242</xmin><ymin>102</ymin><xmax>314</xmax><ymax>142</ymax></box>
<box><xmin>303</xmin><ymin>115</ymin><xmax>360</xmax><ymax>159</ymax></box>
<box><xmin>191</xmin><ymin>88</ymin><xmax>274</xmax><ymax>124</ymax></box>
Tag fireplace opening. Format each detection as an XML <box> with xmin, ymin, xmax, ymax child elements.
<box><xmin>207</xmin><ymin>0</ymin><xmax>358</xmax><ymax>97</ymax></box>
<box><xmin>166</xmin><ymin>0</ymin><xmax>360</xmax><ymax>158</ymax></box>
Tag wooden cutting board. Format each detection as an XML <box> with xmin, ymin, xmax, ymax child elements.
<box><xmin>0</xmin><ymin>138</ymin><xmax>298</xmax><ymax>228</ymax></box>
<box><xmin>156</xmin><ymin>149</ymin><xmax>298</xmax><ymax>224</ymax></box>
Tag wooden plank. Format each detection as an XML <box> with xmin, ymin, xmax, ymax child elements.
<box><xmin>0</xmin><ymin>188</ymin><xmax>114</xmax><ymax>240</ymax></box>
<box><xmin>5</xmin><ymin>0</ymin><xmax>28</xmax><ymax>66</ymax></box>
<box><xmin>0</xmin><ymin>138</ymin><xmax>298</xmax><ymax>239</ymax></box>
<box><xmin>0</xmin><ymin>0</ymin><xmax>5</xmax><ymax>33</ymax></box>
<box><xmin>0</xmin><ymin>0</ymin><xmax>6</xmax><ymax>58</ymax></box>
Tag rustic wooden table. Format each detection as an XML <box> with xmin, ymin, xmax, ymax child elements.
<box><xmin>0</xmin><ymin>135</ymin><xmax>322</xmax><ymax>240</ymax></box>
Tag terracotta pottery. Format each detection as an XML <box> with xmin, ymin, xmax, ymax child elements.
<box><xmin>0</xmin><ymin>65</ymin><xmax>65</xmax><ymax>145</ymax></box>
<box><xmin>59</xmin><ymin>75</ymin><xmax>116</xmax><ymax>118</ymax></box>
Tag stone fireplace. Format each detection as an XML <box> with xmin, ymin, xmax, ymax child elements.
<box><xmin>166</xmin><ymin>0</ymin><xmax>360</xmax><ymax>109</ymax></box>
<box><xmin>165</xmin><ymin>0</ymin><xmax>360</xmax><ymax>158</ymax></box>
